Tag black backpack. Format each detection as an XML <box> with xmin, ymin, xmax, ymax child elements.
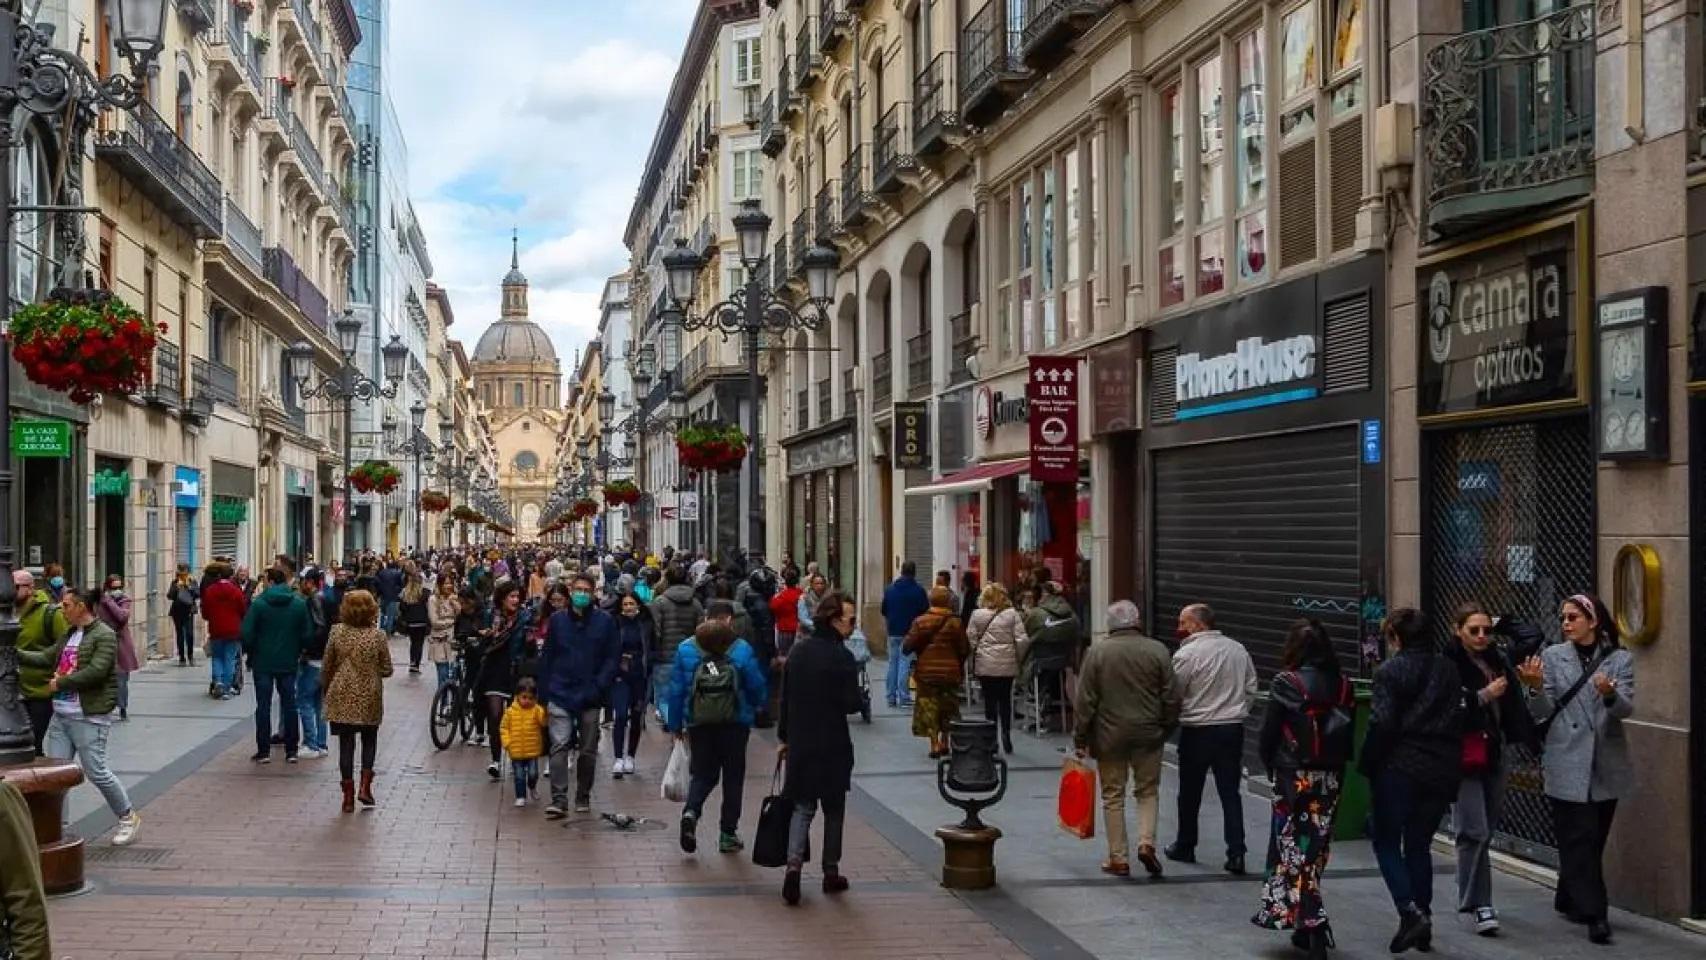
<box><xmin>1279</xmin><ymin>672</ymin><xmax>1355</xmax><ymax>769</ymax></box>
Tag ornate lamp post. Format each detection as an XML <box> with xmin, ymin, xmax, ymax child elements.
<box><xmin>383</xmin><ymin>400</ymin><xmax>436</xmax><ymax>552</ymax></box>
<box><xmin>286</xmin><ymin>312</ymin><xmax>409</xmax><ymax>559</ymax></box>
<box><xmin>0</xmin><ymin>0</ymin><xmax>172</xmax><ymax>893</ymax></box>
<box><xmin>661</xmin><ymin>199</ymin><xmax>838</xmax><ymax>556</ymax></box>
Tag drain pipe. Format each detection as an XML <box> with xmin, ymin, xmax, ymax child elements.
<box><xmin>1623</xmin><ymin>0</ymin><xmax>1645</xmax><ymax>143</ymax></box>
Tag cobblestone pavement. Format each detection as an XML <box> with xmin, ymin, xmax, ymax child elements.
<box><xmin>42</xmin><ymin>646</ymin><xmax>1706</xmax><ymax>959</ymax></box>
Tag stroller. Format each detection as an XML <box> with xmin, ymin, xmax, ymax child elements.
<box><xmin>844</xmin><ymin>627</ymin><xmax>873</xmax><ymax>724</ymax></box>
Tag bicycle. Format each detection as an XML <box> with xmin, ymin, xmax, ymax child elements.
<box><xmin>429</xmin><ymin>641</ymin><xmax>478</xmax><ymax>750</ymax></box>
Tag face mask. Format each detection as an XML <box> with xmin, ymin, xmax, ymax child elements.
<box><xmin>49</xmin><ymin>576</ymin><xmax>63</xmax><ymax>589</ymax></box>
<box><xmin>571</xmin><ymin>591</ymin><xmax>592</xmax><ymax>610</ymax></box>
<box><xmin>622</xmin><ymin>608</ymin><xmax>638</xmax><ymax>619</ymax></box>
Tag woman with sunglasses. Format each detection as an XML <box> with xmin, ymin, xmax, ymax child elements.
<box><xmin>1517</xmin><ymin>593</ymin><xmax>1634</xmax><ymax>945</ymax></box>
<box><xmin>1447</xmin><ymin>602</ymin><xmax>1534</xmax><ymax>937</ymax></box>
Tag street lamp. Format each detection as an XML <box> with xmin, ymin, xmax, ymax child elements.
<box><xmin>287</xmin><ymin>313</ymin><xmax>409</xmax><ymax>559</ymax></box>
<box><xmin>660</xmin><ymin>198</ymin><xmax>839</xmax><ymax>555</ymax></box>
<box><xmin>382</xmin><ymin>399</ymin><xmax>435</xmax><ymax>552</ymax></box>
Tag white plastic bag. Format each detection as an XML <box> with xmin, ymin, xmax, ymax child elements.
<box><xmin>661</xmin><ymin>738</ymin><xmax>692</xmax><ymax>803</ymax></box>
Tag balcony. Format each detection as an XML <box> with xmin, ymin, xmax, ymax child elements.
<box><xmin>694</xmin><ymin>216</ymin><xmax>717</xmax><ymax>257</ymax></box>
<box><xmin>93</xmin><ymin>99</ymin><xmax>222</xmax><ymax>238</ymax></box>
<box><xmin>817</xmin><ymin>379</ymin><xmax>832</xmax><ymax>423</ymax></box>
<box><xmin>1019</xmin><ymin>0</ymin><xmax>1114</xmax><ymax>69</ymax></box>
<box><xmin>821</xmin><ymin>0</ymin><xmax>852</xmax><ymax>54</ymax></box>
<box><xmin>146</xmin><ymin>340</ymin><xmax>183</xmax><ymax>410</ymax></box>
<box><xmin>284</xmin><ymin>103</ymin><xmax>332</xmax><ymax>202</ymax></box>
<box><xmin>791</xmin><ymin>211</ymin><xmax>810</xmax><ymax>277</ymax></box>
<box><xmin>777</xmin><ymin>61</ymin><xmax>800</xmax><ymax>121</ymax></box>
<box><xmin>193</xmin><ymin>357</ymin><xmax>241</xmax><ymax>409</ymax></box>
<box><xmin>760</xmin><ymin>93</ymin><xmax>785</xmax><ymax>157</ymax></box>
<box><xmin>175</xmin><ymin>0</ymin><xmax>216</xmax><ymax>32</ymax></box>
<box><xmin>914</xmin><ymin>52</ymin><xmax>964</xmax><ymax>158</ymax></box>
<box><xmin>842</xmin><ymin>367</ymin><xmax>856</xmax><ymax>417</ymax></box>
<box><xmin>221</xmin><ymin>195</ymin><xmax>264</xmax><ymax>277</ymax></box>
<box><xmin>961</xmin><ymin>2</ymin><xmax>1031</xmax><ymax>126</ymax></box>
<box><xmin>279</xmin><ymin>0</ymin><xmax>325</xmax><ymax>64</ymax></box>
<box><xmin>1422</xmin><ymin>4</ymin><xmax>1595</xmax><ymax>239</ymax></box>
<box><xmin>319</xmin><ymin>78</ymin><xmax>356</xmax><ymax>143</ymax></box>
<box><xmin>841</xmin><ymin>146</ymin><xmax>876</xmax><ymax>228</ymax></box>
<box><xmin>794</xmin><ymin>389</ymin><xmax>810</xmax><ymax>432</ymax></box>
<box><xmin>814</xmin><ymin>179</ymin><xmax>839</xmax><ymax>243</ymax></box>
<box><xmin>209</xmin><ymin>5</ymin><xmax>264</xmax><ymax>102</ymax></box>
<box><xmin>263</xmin><ymin>247</ymin><xmax>330</xmax><ymax>333</ymax></box>
<box><xmin>949</xmin><ymin>309</ymin><xmax>977</xmax><ymax>386</ymax></box>
<box><xmin>702</xmin><ymin>101</ymin><xmax>719</xmax><ymax>150</ymax></box>
<box><xmin>872</xmin><ymin>350</ymin><xmax>892</xmax><ymax>407</ymax></box>
<box><xmin>907</xmin><ymin>332</ymin><xmax>932</xmax><ymax>398</ymax></box>
<box><xmin>873</xmin><ymin>103</ymin><xmax>919</xmax><ymax>193</ymax></box>
<box><xmin>773</xmin><ymin>236</ymin><xmax>789</xmax><ymax>291</ymax></box>
<box><xmin>795</xmin><ymin>18</ymin><xmax>822</xmax><ymax>90</ymax></box>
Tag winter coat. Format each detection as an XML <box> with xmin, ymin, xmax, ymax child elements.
<box><xmin>167</xmin><ymin>579</ymin><xmax>198</xmax><ymax>620</ymax></box>
<box><xmin>614</xmin><ymin>612</ymin><xmax>654</xmax><ymax>681</ymax></box>
<box><xmin>664</xmin><ymin>636</ymin><xmax>768</xmax><ymax>732</ymax></box>
<box><xmin>648</xmin><ymin>584</ymin><xmax>703</xmax><ymax>661</ymax></box>
<box><xmin>97</xmin><ymin>593</ymin><xmax>137</xmax><ymax>674</ymax></box>
<box><xmin>397</xmin><ymin>590</ymin><xmax>431</xmax><ymax>631</ymax></box>
<box><xmin>1072</xmin><ymin>628</ymin><xmax>1179</xmax><ymax>758</ymax></box>
<box><xmin>0</xmin><ymin>779</ymin><xmax>50</xmax><ymax>960</ymax></box>
<box><xmin>374</xmin><ymin>566</ymin><xmax>405</xmax><ymax>604</ymax></box>
<box><xmin>302</xmin><ymin>591</ymin><xmax>330</xmax><ymax>661</ymax></box>
<box><xmin>902</xmin><ymin>606</ymin><xmax>969</xmax><ymax>687</ymax></box>
<box><xmin>18</xmin><ymin>619</ymin><xmax>119</xmax><ymax>717</ymax></box>
<box><xmin>538</xmin><ymin>607</ymin><xmax>620</xmax><ymax>713</ymax></box>
<box><xmin>967</xmin><ymin>606</ymin><xmax>1027</xmax><ymax>678</ymax></box>
<box><xmin>797</xmin><ymin>589</ymin><xmax>827</xmax><ymax>632</ymax></box>
<box><xmin>1527</xmin><ymin>641</ymin><xmax>1636</xmax><ymax>803</ymax></box>
<box><xmin>1447</xmin><ymin>640</ymin><xmax>1536</xmax><ymax>770</ymax></box>
<box><xmin>779</xmin><ymin>624</ymin><xmax>862</xmax><ymax>802</ymax></box>
<box><xmin>771</xmin><ymin>586</ymin><xmax>802</xmax><ymax>634</ymax></box>
<box><xmin>1258</xmin><ymin>666</ymin><xmax>1355</xmax><ymax>772</ymax></box>
<box><xmin>881</xmin><ymin>574</ymin><xmax>930</xmax><ymax>638</ymax></box>
<box><xmin>15</xmin><ymin>590</ymin><xmax>67</xmax><ymax>700</ymax></box>
<box><xmin>200</xmin><ymin>579</ymin><xmax>248</xmax><ymax>639</ymax></box>
<box><xmin>240</xmin><ymin>584</ymin><xmax>313</xmax><ymax>676</ymax></box>
<box><xmin>427</xmin><ymin>593</ymin><xmax>460</xmax><ymax>664</ymax></box>
<box><xmin>1021</xmin><ymin>594</ymin><xmax>1081</xmax><ymax>672</ymax></box>
<box><xmin>1360</xmin><ymin>647</ymin><xmax>1464</xmax><ymax>789</ymax></box>
<box><xmin>322</xmin><ymin>624</ymin><xmax>394</xmax><ymax>727</ymax></box>
<box><xmin>499</xmin><ymin>701</ymin><xmax>548</xmax><ymax>761</ymax></box>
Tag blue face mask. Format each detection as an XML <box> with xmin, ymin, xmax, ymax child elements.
<box><xmin>49</xmin><ymin>576</ymin><xmax>63</xmax><ymax>589</ymax></box>
<box><xmin>571</xmin><ymin>591</ymin><xmax>593</xmax><ymax>610</ymax></box>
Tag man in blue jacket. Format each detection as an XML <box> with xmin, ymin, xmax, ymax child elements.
<box><xmin>666</xmin><ymin>601</ymin><xmax>768</xmax><ymax>855</ymax></box>
<box><xmin>374</xmin><ymin>560</ymin><xmax>404</xmax><ymax>635</ymax></box>
<box><xmin>881</xmin><ymin>561</ymin><xmax>929</xmax><ymax>708</ymax></box>
<box><xmin>540</xmin><ymin>571</ymin><xmax>619</xmax><ymax>817</ymax></box>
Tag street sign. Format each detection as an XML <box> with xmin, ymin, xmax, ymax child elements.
<box><xmin>11</xmin><ymin>419</ymin><xmax>70</xmax><ymax>458</ymax></box>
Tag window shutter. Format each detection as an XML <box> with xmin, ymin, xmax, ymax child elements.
<box><xmin>1322</xmin><ymin>292</ymin><xmax>1371</xmax><ymax>394</ymax></box>
<box><xmin>1277</xmin><ymin>140</ymin><xmax>1316</xmax><ymax>269</ymax></box>
<box><xmin>1329</xmin><ymin>120</ymin><xmax>1363</xmax><ymax>253</ymax></box>
<box><xmin>1149</xmin><ymin>346</ymin><xmax>1178</xmax><ymax>425</ymax></box>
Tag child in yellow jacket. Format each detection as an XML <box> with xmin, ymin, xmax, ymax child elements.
<box><xmin>499</xmin><ymin>678</ymin><xmax>548</xmax><ymax>806</ymax></box>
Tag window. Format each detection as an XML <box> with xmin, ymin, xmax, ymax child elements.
<box><xmin>512</xmin><ymin>451</ymin><xmax>539</xmax><ymax>474</ymax></box>
<box><xmin>1280</xmin><ymin>2</ymin><xmax>1318</xmax><ymax>139</ymax></box>
<box><xmin>12</xmin><ymin>132</ymin><xmax>50</xmax><ymax>305</ymax></box>
<box><xmin>1018</xmin><ymin>179</ymin><xmax>1034</xmax><ymax>352</ymax></box>
<box><xmin>1195</xmin><ymin>55</ymin><xmax>1225</xmax><ymax>297</ymax></box>
<box><xmin>1236</xmin><ymin>31</ymin><xmax>1268</xmax><ymax>283</ymax></box>
<box><xmin>1063</xmin><ymin>147</ymin><xmax>1081</xmax><ymax>341</ymax></box>
<box><xmin>733</xmin><ymin>148</ymin><xmax>762</xmax><ymax>201</ymax></box>
<box><xmin>734</xmin><ymin>35</ymin><xmax>762</xmax><ymax>86</ymax></box>
<box><xmin>1330</xmin><ymin>0</ymin><xmax>1363</xmax><ymax>75</ymax></box>
<box><xmin>512</xmin><ymin>382</ymin><xmax>524</xmax><ymax>406</ymax></box>
<box><xmin>1159</xmin><ymin>83</ymin><xmax>1185</xmax><ymax>308</ymax></box>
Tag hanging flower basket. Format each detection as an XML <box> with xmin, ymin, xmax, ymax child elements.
<box><xmin>601</xmin><ymin>479</ymin><xmax>641</xmax><ymax>507</ymax></box>
<box><xmin>420</xmin><ymin>490</ymin><xmax>451</xmax><ymax>512</ymax></box>
<box><xmin>570</xmin><ymin>498</ymin><xmax>600</xmax><ymax>521</ymax></box>
<box><xmin>451</xmin><ymin>504</ymin><xmax>485</xmax><ymax>524</ymax></box>
<box><xmin>348</xmin><ymin>460</ymin><xmax>401</xmax><ymax>496</ymax></box>
<box><xmin>676</xmin><ymin>423</ymin><xmax>748</xmax><ymax>474</ymax></box>
<box><xmin>235</xmin><ymin>0</ymin><xmax>255</xmax><ymax>12</ymax></box>
<box><xmin>9</xmin><ymin>292</ymin><xmax>163</xmax><ymax>405</ymax></box>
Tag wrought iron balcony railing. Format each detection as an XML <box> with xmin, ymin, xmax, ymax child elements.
<box><xmin>791</xmin><ymin>210</ymin><xmax>810</xmax><ymax>277</ymax></box>
<box><xmin>146</xmin><ymin>339</ymin><xmax>183</xmax><ymax>409</ymax></box>
<box><xmin>221</xmin><ymin>195</ymin><xmax>264</xmax><ymax>276</ymax></box>
<box><xmin>777</xmin><ymin>60</ymin><xmax>800</xmax><ymax>118</ymax></box>
<box><xmin>842</xmin><ymin>367</ymin><xmax>856</xmax><ymax>418</ymax></box>
<box><xmin>907</xmin><ymin>332</ymin><xmax>932</xmax><ymax>398</ymax></box>
<box><xmin>796</xmin><ymin>17</ymin><xmax>822</xmax><ymax>89</ymax></box>
<box><xmin>914</xmin><ymin>51</ymin><xmax>963</xmax><ymax>156</ymax></box>
<box><xmin>821</xmin><ymin>0</ymin><xmax>853</xmax><ymax>53</ymax></box>
<box><xmin>873</xmin><ymin>102</ymin><xmax>918</xmax><ymax>192</ymax></box>
<box><xmin>841</xmin><ymin>146</ymin><xmax>876</xmax><ymax>227</ymax></box>
<box><xmin>1019</xmin><ymin>0</ymin><xmax>1114</xmax><ymax>66</ymax></box>
<box><xmin>193</xmin><ymin>356</ymin><xmax>242</xmax><ymax>409</ymax></box>
<box><xmin>1422</xmin><ymin>4</ymin><xmax>1595</xmax><ymax>238</ymax></box>
<box><xmin>961</xmin><ymin>1</ymin><xmax>1030</xmax><ymax>126</ymax></box>
<box><xmin>817</xmin><ymin>379</ymin><xmax>832</xmax><ymax>423</ymax></box>
<box><xmin>948</xmin><ymin>309</ymin><xmax>977</xmax><ymax>386</ymax></box>
<box><xmin>872</xmin><ymin>349</ymin><xmax>892</xmax><ymax>407</ymax></box>
<box><xmin>815</xmin><ymin>179</ymin><xmax>839</xmax><ymax>241</ymax></box>
<box><xmin>794</xmin><ymin>389</ymin><xmax>810</xmax><ymax>432</ymax></box>
<box><xmin>214</xmin><ymin>4</ymin><xmax>265</xmax><ymax>96</ymax></box>
<box><xmin>773</xmin><ymin>237</ymin><xmax>789</xmax><ymax>290</ymax></box>
<box><xmin>760</xmin><ymin>92</ymin><xmax>785</xmax><ymax>157</ymax></box>
<box><xmin>93</xmin><ymin>98</ymin><xmax>223</xmax><ymax>238</ymax></box>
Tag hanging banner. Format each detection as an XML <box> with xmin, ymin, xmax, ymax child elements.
<box><xmin>1028</xmin><ymin>356</ymin><xmax>1081</xmax><ymax>483</ymax></box>
<box><xmin>1089</xmin><ymin>335</ymin><xmax>1138</xmax><ymax>434</ymax></box>
<box><xmin>679</xmin><ymin>491</ymin><xmax>700</xmax><ymax>523</ymax></box>
<box><xmin>892</xmin><ymin>401</ymin><xmax>931</xmax><ymax>470</ymax></box>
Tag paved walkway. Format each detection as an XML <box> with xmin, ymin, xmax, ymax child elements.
<box><xmin>41</xmin><ymin>648</ymin><xmax>1706</xmax><ymax>959</ymax></box>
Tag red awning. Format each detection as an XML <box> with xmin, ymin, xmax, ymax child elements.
<box><xmin>903</xmin><ymin>459</ymin><xmax>1029</xmax><ymax>497</ymax></box>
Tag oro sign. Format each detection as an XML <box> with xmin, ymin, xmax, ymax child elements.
<box><xmin>1027</xmin><ymin>356</ymin><xmax>1080</xmax><ymax>483</ymax></box>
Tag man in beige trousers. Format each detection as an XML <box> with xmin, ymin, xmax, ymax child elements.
<box><xmin>1073</xmin><ymin>600</ymin><xmax>1180</xmax><ymax>878</ymax></box>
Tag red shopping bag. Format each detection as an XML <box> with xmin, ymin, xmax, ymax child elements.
<box><xmin>1057</xmin><ymin>756</ymin><xmax>1096</xmax><ymax>840</ymax></box>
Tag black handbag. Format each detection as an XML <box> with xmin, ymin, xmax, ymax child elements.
<box><xmin>752</xmin><ymin>759</ymin><xmax>805</xmax><ymax>868</ymax></box>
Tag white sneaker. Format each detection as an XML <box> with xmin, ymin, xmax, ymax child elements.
<box><xmin>112</xmin><ymin>812</ymin><xmax>141</xmax><ymax>846</ymax></box>
<box><xmin>514</xmin><ymin>797</ymin><xmax>527</xmax><ymax>807</ymax></box>
<box><xmin>622</xmin><ymin>757</ymin><xmax>636</xmax><ymax>775</ymax></box>
<box><xmin>301</xmin><ymin>748</ymin><xmax>326</xmax><ymax>759</ymax></box>
<box><xmin>611</xmin><ymin>759</ymin><xmax>624</xmax><ymax>777</ymax></box>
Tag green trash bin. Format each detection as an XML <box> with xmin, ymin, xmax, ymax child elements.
<box><xmin>1332</xmin><ymin>678</ymin><xmax>1374</xmax><ymax>841</ymax></box>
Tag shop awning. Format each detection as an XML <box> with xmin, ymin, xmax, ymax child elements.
<box><xmin>903</xmin><ymin>459</ymin><xmax>1029</xmax><ymax>498</ymax></box>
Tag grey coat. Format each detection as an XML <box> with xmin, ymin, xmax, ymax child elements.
<box><xmin>1526</xmin><ymin>642</ymin><xmax>1635</xmax><ymax>803</ymax></box>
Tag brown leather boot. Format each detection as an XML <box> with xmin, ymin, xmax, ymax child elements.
<box><xmin>358</xmin><ymin>770</ymin><xmax>376</xmax><ymax>808</ymax></box>
<box><xmin>340</xmin><ymin>779</ymin><xmax>355</xmax><ymax>813</ymax></box>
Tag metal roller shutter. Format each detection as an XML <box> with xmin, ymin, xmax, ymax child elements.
<box><xmin>175</xmin><ymin>508</ymin><xmax>198</xmax><ymax>572</ymax></box>
<box><xmin>211</xmin><ymin>522</ymin><xmax>240</xmax><ymax>562</ymax></box>
<box><xmin>791</xmin><ymin>476</ymin><xmax>808</xmax><ymax>564</ymax></box>
<box><xmin>813</xmin><ymin>474</ymin><xmax>831</xmax><ymax>570</ymax></box>
<box><xmin>903</xmin><ymin>469</ymin><xmax>933</xmax><ymax>576</ymax></box>
<box><xmin>1152</xmin><ymin>426</ymin><xmax>1362</xmax><ymax>678</ymax></box>
<box><xmin>836</xmin><ymin>466</ymin><xmax>858</xmax><ymax>592</ymax></box>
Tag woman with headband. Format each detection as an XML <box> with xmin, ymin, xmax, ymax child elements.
<box><xmin>1516</xmin><ymin>593</ymin><xmax>1635</xmax><ymax>946</ymax></box>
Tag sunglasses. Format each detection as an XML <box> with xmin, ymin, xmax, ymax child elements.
<box><xmin>1466</xmin><ymin>626</ymin><xmax>1492</xmax><ymax>636</ymax></box>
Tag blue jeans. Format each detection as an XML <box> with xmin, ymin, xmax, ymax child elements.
<box><xmin>650</xmin><ymin>662</ymin><xmax>673</xmax><ymax>724</ymax></box>
<box><xmin>209</xmin><ymin>637</ymin><xmax>240</xmax><ymax>694</ymax></box>
<box><xmin>611</xmin><ymin>673</ymin><xmax>646</xmax><ymax>761</ymax></box>
<box><xmin>885</xmin><ymin>640</ymin><xmax>914</xmax><ymax>705</ymax></box>
<box><xmin>435</xmin><ymin>661</ymin><xmax>451</xmax><ymax>686</ymax></box>
<box><xmin>381</xmin><ymin>600</ymin><xmax>399</xmax><ymax>633</ymax></box>
<box><xmin>296</xmin><ymin>661</ymin><xmax>328</xmax><ymax>752</ymax></box>
<box><xmin>253</xmin><ymin>670</ymin><xmax>300</xmax><ymax>757</ymax></box>
<box><xmin>1371</xmin><ymin>767</ymin><xmax>1454</xmax><ymax>913</ymax></box>
<box><xmin>512</xmin><ymin>758</ymin><xmax>538</xmax><ymax>800</ymax></box>
<box><xmin>45</xmin><ymin>714</ymin><xmax>133</xmax><ymax>818</ymax></box>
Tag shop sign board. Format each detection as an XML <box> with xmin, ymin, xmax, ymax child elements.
<box><xmin>893</xmin><ymin>402</ymin><xmax>931</xmax><ymax>469</ymax></box>
<box><xmin>1596</xmin><ymin>287</ymin><xmax>1668</xmax><ymax>460</ymax></box>
<box><xmin>1418</xmin><ymin>222</ymin><xmax>1582</xmax><ymax>419</ymax></box>
<box><xmin>679</xmin><ymin>491</ymin><xmax>700</xmax><ymax>523</ymax></box>
<box><xmin>212</xmin><ymin>496</ymin><xmax>249</xmax><ymax>524</ymax></box>
<box><xmin>1089</xmin><ymin>335</ymin><xmax>1138</xmax><ymax>435</ymax></box>
<box><xmin>974</xmin><ymin>386</ymin><xmax>1029</xmax><ymax>440</ymax></box>
<box><xmin>1027</xmin><ymin>357</ymin><xmax>1080</xmax><ymax>483</ymax></box>
<box><xmin>174</xmin><ymin>466</ymin><xmax>202</xmax><ymax>509</ymax></box>
<box><xmin>785</xmin><ymin>424</ymin><xmax>856</xmax><ymax>476</ymax></box>
<box><xmin>91</xmin><ymin>468</ymin><xmax>129</xmax><ymax>498</ymax></box>
<box><xmin>10</xmin><ymin>419</ymin><xmax>70</xmax><ymax>458</ymax></box>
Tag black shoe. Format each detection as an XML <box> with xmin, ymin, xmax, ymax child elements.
<box><xmin>1307</xmin><ymin>926</ymin><xmax>1332</xmax><ymax>959</ymax></box>
<box><xmin>1389</xmin><ymin>907</ymin><xmax>1429</xmax><ymax>954</ymax></box>
<box><xmin>1002</xmin><ymin>737</ymin><xmax>1014</xmax><ymax>754</ymax></box>
<box><xmin>782</xmin><ymin>868</ymin><xmax>801</xmax><ymax>906</ymax></box>
<box><xmin>679</xmin><ymin>812</ymin><xmax>698</xmax><ymax>853</ymax></box>
<box><xmin>1224</xmin><ymin>854</ymin><xmax>1246</xmax><ymax>876</ymax></box>
<box><xmin>1162</xmin><ymin>843</ymin><xmax>1196</xmax><ymax>864</ymax></box>
<box><xmin>1291</xmin><ymin>928</ymin><xmax>1309</xmax><ymax>951</ymax></box>
<box><xmin>1588</xmin><ymin>919</ymin><xmax>1612</xmax><ymax>945</ymax></box>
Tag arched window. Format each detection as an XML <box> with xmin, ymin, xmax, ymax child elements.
<box><xmin>512</xmin><ymin>450</ymin><xmax>539</xmax><ymax>474</ymax></box>
<box><xmin>12</xmin><ymin>129</ymin><xmax>51</xmax><ymax>304</ymax></box>
<box><xmin>175</xmin><ymin>70</ymin><xmax>193</xmax><ymax>140</ymax></box>
<box><xmin>512</xmin><ymin>382</ymin><xmax>524</xmax><ymax>406</ymax></box>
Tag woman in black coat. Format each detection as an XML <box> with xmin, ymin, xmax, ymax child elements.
<box><xmin>776</xmin><ymin>590</ymin><xmax>862</xmax><ymax>906</ymax></box>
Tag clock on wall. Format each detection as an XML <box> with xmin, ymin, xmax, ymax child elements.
<box><xmin>1596</xmin><ymin>288</ymin><xmax>1668</xmax><ymax>461</ymax></box>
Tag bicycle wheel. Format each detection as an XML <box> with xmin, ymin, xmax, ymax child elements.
<box><xmin>457</xmin><ymin>688</ymin><xmax>476</xmax><ymax>741</ymax></box>
<box><xmin>430</xmin><ymin>682</ymin><xmax>461</xmax><ymax>751</ymax></box>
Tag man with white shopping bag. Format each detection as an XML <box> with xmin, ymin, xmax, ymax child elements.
<box><xmin>1073</xmin><ymin>600</ymin><xmax>1179</xmax><ymax>879</ymax></box>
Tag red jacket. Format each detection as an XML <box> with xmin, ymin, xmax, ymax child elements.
<box><xmin>200</xmin><ymin>579</ymin><xmax>249</xmax><ymax>639</ymax></box>
<box><xmin>771</xmin><ymin>586</ymin><xmax>802</xmax><ymax>634</ymax></box>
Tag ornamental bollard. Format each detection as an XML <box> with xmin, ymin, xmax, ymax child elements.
<box><xmin>934</xmin><ymin>718</ymin><xmax>1008</xmax><ymax>890</ymax></box>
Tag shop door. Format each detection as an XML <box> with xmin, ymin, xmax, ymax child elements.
<box><xmin>1426</xmin><ymin>416</ymin><xmax>1593</xmax><ymax>866</ymax></box>
<box><xmin>1153</xmin><ymin>426</ymin><xmax>1363</xmax><ymax>675</ymax></box>
<box><xmin>144</xmin><ymin>507</ymin><xmax>160</xmax><ymax>659</ymax></box>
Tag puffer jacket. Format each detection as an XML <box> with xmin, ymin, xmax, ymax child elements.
<box><xmin>966</xmin><ymin>606</ymin><xmax>1026</xmax><ymax>678</ymax></box>
<box><xmin>903</xmin><ymin>606</ymin><xmax>970</xmax><ymax>687</ymax></box>
<box><xmin>648</xmin><ymin>584</ymin><xmax>703</xmax><ymax>662</ymax></box>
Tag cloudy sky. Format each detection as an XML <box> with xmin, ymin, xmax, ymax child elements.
<box><xmin>389</xmin><ymin>0</ymin><xmax>698</xmax><ymax>368</ymax></box>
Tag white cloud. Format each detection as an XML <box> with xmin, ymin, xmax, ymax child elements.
<box><xmin>521</xmin><ymin>40</ymin><xmax>678</xmax><ymax>117</ymax></box>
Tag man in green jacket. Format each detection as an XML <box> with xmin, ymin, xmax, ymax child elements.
<box><xmin>0</xmin><ymin>778</ymin><xmax>50</xmax><ymax>960</ymax></box>
<box><xmin>241</xmin><ymin>567</ymin><xmax>311</xmax><ymax>764</ymax></box>
<box><xmin>14</xmin><ymin>569</ymin><xmax>68</xmax><ymax>755</ymax></box>
<box><xmin>18</xmin><ymin>586</ymin><xmax>142</xmax><ymax>845</ymax></box>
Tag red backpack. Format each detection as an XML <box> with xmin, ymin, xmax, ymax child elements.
<box><xmin>1279</xmin><ymin>672</ymin><xmax>1355</xmax><ymax>769</ymax></box>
